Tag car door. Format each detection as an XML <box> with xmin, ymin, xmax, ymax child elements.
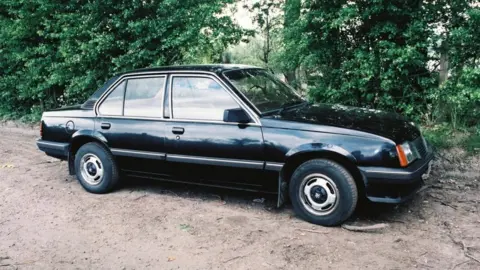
<box><xmin>164</xmin><ymin>74</ymin><xmax>267</xmax><ymax>190</ymax></box>
<box><xmin>95</xmin><ymin>74</ymin><xmax>169</xmax><ymax>176</ymax></box>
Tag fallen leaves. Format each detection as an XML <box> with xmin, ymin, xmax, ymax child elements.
<box><xmin>1</xmin><ymin>163</ymin><xmax>15</xmax><ymax>169</ymax></box>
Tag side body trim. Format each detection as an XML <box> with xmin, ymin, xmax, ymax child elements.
<box><xmin>166</xmin><ymin>154</ymin><xmax>265</xmax><ymax>170</ymax></box>
<box><xmin>265</xmin><ymin>162</ymin><xmax>284</xmax><ymax>171</ymax></box>
<box><xmin>108</xmin><ymin>150</ymin><xmax>277</xmax><ymax>171</ymax></box>
<box><xmin>111</xmin><ymin>148</ymin><xmax>166</xmax><ymax>160</ymax></box>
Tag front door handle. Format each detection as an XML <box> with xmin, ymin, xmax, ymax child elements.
<box><xmin>101</xmin><ymin>123</ymin><xmax>111</xmax><ymax>130</ymax></box>
<box><xmin>172</xmin><ymin>127</ymin><xmax>185</xmax><ymax>135</ymax></box>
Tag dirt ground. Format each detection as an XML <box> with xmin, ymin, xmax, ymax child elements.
<box><xmin>0</xmin><ymin>123</ymin><xmax>479</xmax><ymax>270</ymax></box>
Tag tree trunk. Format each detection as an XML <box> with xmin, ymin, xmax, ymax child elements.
<box><xmin>283</xmin><ymin>0</ymin><xmax>301</xmax><ymax>88</ymax></box>
<box><xmin>439</xmin><ymin>41</ymin><xmax>449</xmax><ymax>85</ymax></box>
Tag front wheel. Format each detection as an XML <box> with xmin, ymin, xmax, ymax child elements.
<box><xmin>75</xmin><ymin>142</ymin><xmax>119</xmax><ymax>194</ymax></box>
<box><xmin>289</xmin><ymin>159</ymin><xmax>358</xmax><ymax>226</ymax></box>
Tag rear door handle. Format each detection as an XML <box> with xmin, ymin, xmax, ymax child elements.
<box><xmin>172</xmin><ymin>127</ymin><xmax>185</xmax><ymax>135</ymax></box>
<box><xmin>101</xmin><ymin>123</ymin><xmax>111</xmax><ymax>130</ymax></box>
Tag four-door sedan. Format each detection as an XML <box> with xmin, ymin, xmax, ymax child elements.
<box><xmin>37</xmin><ymin>64</ymin><xmax>433</xmax><ymax>226</ymax></box>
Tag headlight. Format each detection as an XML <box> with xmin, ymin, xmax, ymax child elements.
<box><xmin>396</xmin><ymin>142</ymin><xmax>417</xmax><ymax>167</ymax></box>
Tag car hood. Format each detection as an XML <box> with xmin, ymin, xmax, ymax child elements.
<box><xmin>268</xmin><ymin>103</ymin><xmax>420</xmax><ymax>143</ymax></box>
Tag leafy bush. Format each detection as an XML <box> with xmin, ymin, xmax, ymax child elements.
<box><xmin>431</xmin><ymin>67</ymin><xmax>480</xmax><ymax>129</ymax></box>
<box><xmin>463</xmin><ymin>132</ymin><xmax>480</xmax><ymax>153</ymax></box>
<box><xmin>422</xmin><ymin>124</ymin><xmax>459</xmax><ymax>149</ymax></box>
<box><xmin>0</xmin><ymin>0</ymin><xmax>246</xmax><ymax>120</ymax></box>
<box><xmin>423</xmin><ymin>123</ymin><xmax>480</xmax><ymax>153</ymax></box>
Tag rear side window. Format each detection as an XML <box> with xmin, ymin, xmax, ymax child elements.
<box><xmin>124</xmin><ymin>77</ymin><xmax>165</xmax><ymax>117</ymax></box>
<box><xmin>98</xmin><ymin>81</ymin><xmax>125</xmax><ymax>116</ymax></box>
<box><xmin>98</xmin><ymin>77</ymin><xmax>165</xmax><ymax>118</ymax></box>
<box><xmin>171</xmin><ymin>76</ymin><xmax>239</xmax><ymax>121</ymax></box>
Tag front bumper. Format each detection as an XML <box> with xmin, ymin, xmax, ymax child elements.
<box><xmin>358</xmin><ymin>151</ymin><xmax>434</xmax><ymax>203</ymax></box>
<box><xmin>36</xmin><ymin>139</ymin><xmax>69</xmax><ymax>160</ymax></box>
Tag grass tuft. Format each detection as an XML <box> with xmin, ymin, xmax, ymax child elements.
<box><xmin>422</xmin><ymin>124</ymin><xmax>480</xmax><ymax>154</ymax></box>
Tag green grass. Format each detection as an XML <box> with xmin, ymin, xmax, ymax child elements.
<box><xmin>422</xmin><ymin>124</ymin><xmax>480</xmax><ymax>153</ymax></box>
<box><xmin>463</xmin><ymin>133</ymin><xmax>480</xmax><ymax>152</ymax></box>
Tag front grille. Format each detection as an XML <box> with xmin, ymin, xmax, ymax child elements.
<box><xmin>412</xmin><ymin>136</ymin><xmax>427</xmax><ymax>158</ymax></box>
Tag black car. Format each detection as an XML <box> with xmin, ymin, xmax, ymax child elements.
<box><xmin>37</xmin><ymin>64</ymin><xmax>433</xmax><ymax>226</ymax></box>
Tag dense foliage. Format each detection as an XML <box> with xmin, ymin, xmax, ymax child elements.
<box><xmin>229</xmin><ymin>0</ymin><xmax>479</xmax><ymax>149</ymax></box>
<box><xmin>0</xmin><ymin>0</ymin><xmax>479</xmax><ymax>143</ymax></box>
<box><xmin>285</xmin><ymin>0</ymin><xmax>478</xmax><ymax>126</ymax></box>
<box><xmin>300</xmin><ymin>1</ymin><xmax>435</xmax><ymax>117</ymax></box>
<box><xmin>0</xmin><ymin>0</ymin><xmax>245</xmax><ymax>120</ymax></box>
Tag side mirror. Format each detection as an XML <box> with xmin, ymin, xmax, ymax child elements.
<box><xmin>223</xmin><ymin>108</ymin><xmax>251</xmax><ymax>123</ymax></box>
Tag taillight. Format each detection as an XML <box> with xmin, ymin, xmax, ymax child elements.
<box><xmin>40</xmin><ymin>121</ymin><xmax>43</xmax><ymax>138</ymax></box>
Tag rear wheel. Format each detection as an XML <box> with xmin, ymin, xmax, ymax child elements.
<box><xmin>289</xmin><ymin>159</ymin><xmax>357</xmax><ymax>226</ymax></box>
<box><xmin>75</xmin><ymin>142</ymin><xmax>119</xmax><ymax>194</ymax></box>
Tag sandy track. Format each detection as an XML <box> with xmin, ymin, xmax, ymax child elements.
<box><xmin>0</xmin><ymin>124</ymin><xmax>479</xmax><ymax>269</ymax></box>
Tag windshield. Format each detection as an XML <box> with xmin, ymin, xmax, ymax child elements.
<box><xmin>224</xmin><ymin>69</ymin><xmax>304</xmax><ymax>113</ymax></box>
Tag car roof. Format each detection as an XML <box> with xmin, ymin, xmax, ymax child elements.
<box><xmin>120</xmin><ymin>64</ymin><xmax>262</xmax><ymax>75</ymax></box>
<box><xmin>82</xmin><ymin>64</ymin><xmax>263</xmax><ymax>109</ymax></box>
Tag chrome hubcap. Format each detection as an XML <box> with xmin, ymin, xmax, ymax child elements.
<box><xmin>300</xmin><ymin>174</ymin><xmax>339</xmax><ymax>216</ymax></box>
<box><xmin>80</xmin><ymin>154</ymin><xmax>104</xmax><ymax>186</ymax></box>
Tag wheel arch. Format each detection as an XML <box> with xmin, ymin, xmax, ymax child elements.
<box><xmin>70</xmin><ymin>130</ymin><xmax>109</xmax><ymax>155</ymax></box>
<box><xmin>68</xmin><ymin>130</ymin><xmax>109</xmax><ymax>175</ymax></box>
<box><xmin>280</xmin><ymin>147</ymin><xmax>365</xmax><ymax>203</ymax></box>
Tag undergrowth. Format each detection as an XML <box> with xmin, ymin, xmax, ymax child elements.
<box><xmin>422</xmin><ymin>124</ymin><xmax>480</xmax><ymax>154</ymax></box>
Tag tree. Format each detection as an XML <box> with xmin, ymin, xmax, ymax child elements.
<box><xmin>428</xmin><ymin>1</ymin><xmax>480</xmax><ymax>127</ymax></box>
<box><xmin>291</xmin><ymin>0</ymin><xmax>436</xmax><ymax>118</ymax></box>
<box><xmin>244</xmin><ymin>0</ymin><xmax>284</xmax><ymax>66</ymax></box>
<box><xmin>0</xmin><ymin>0</ymin><xmax>246</xmax><ymax>119</ymax></box>
<box><xmin>282</xmin><ymin>0</ymin><xmax>302</xmax><ymax>87</ymax></box>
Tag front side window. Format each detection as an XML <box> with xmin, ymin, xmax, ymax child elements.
<box><xmin>224</xmin><ymin>69</ymin><xmax>304</xmax><ymax>113</ymax></box>
<box><xmin>98</xmin><ymin>81</ymin><xmax>125</xmax><ymax>116</ymax></box>
<box><xmin>124</xmin><ymin>77</ymin><xmax>165</xmax><ymax>117</ymax></box>
<box><xmin>171</xmin><ymin>76</ymin><xmax>240</xmax><ymax>121</ymax></box>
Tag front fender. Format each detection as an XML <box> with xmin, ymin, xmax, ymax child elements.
<box><xmin>276</xmin><ymin>143</ymin><xmax>357</xmax><ymax>208</ymax></box>
<box><xmin>285</xmin><ymin>143</ymin><xmax>357</xmax><ymax>163</ymax></box>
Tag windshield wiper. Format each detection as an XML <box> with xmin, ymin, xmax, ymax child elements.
<box><xmin>277</xmin><ymin>100</ymin><xmax>307</xmax><ymax>115</ymax></box>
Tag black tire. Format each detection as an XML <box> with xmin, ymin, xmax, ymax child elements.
<box><xmin>289</xmin><ymin>159</ymin><xmax>358</xmax><ymax>226</ymax></box>
<box><xmin>74</xmin><ymin>142</ymin><xmax>119</xmax><ymax>194</ymax></box>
